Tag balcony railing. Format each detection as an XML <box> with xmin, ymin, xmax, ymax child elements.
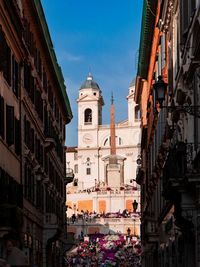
<box><xmin>162</xmin><ymin>141</ymin><xmax>200</xmax><ymax>199</ymax></box>
<box><xmin>67</xmin><ymin>216</ymin><xmax>139</xmax><ymax>226</ymax></box>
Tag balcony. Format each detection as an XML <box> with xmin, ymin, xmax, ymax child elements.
<box><xmin>67</xmin><ymin>216</ymin><xmax>139</xmax><ymax>227</ymax></box>
<box><xmin>44</xmin><ymin>137</ymin><xmax>56</xmax><ymax>151</ymax></box>
<box><xmin>136</xmin><ymin>167</ymin><xmax>145</xmax><ymax>185</ymax></box>
<box><xmin>162</xmin><ymin>141</ymin><xmax>200</xmax><ymax>200</ymax></box>
<box><xmin>64</xmin><ymin>168</ymin><xmax>74</xmax><ymax>184</ymax></box>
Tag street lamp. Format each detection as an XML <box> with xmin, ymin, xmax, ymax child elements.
<box><xmin>132</xmin><ymin>200</ymin><xmax>138</xmax><ymax>213</ymax></box>
<box><xmin>127</xmin><ymin>227</ymin><xmax>131</xmax><ymax>236</ymax></box>
<box><xmin>153</xmin><ymin>76</ymin><xmax>200</xmax><ymax>117</ymax></box>
<box><xmin>153</xmin><ymin>75</ymin><xmax>167</xmax><ymax>108</ymax></box>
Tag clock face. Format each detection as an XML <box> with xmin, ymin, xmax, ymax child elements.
<box><xmin>82</xmin><ymin>133</ymin><xmax>93</xmax><ymax>144</ymax></box>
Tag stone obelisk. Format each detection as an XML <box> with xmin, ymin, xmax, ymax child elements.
<box><xmin>106</xmin><ymin>93</ymin><xmax>121</xmax><ymax>187</ymax></box>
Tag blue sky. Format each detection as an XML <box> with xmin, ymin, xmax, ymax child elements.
<box><xmin>41</xmin><ymin>0</ymin><xmax>143</xmax><ymax>146</ymax></box>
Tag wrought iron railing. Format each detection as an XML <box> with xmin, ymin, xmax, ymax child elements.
<box><xmin>163</xmin><ymin>141</ymin><xmax>200</xmax><ymax>184</ymax></box>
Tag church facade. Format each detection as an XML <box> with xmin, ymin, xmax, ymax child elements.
<box><xmin>66</xmin><ymin>73</ymin><xmax>141</xmax><ymax>236</ymax></box>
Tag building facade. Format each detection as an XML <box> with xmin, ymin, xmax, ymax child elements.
<box><xmin>66</xmin><ymin>74</ymin><xmax>141</xmax><ymax>239</ymax></box>
<box><xmin>135</xmin><ymin>0</ymin><xmax>200</xmax><ymax>266</ymax></box>
<box><xmin>0</xmin><ymin>1</ymin><xmax>72</xmax><ymax>266</ymax></box>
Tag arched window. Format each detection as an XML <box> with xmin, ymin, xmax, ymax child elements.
<box><xmin>104</xmin><ymin>138</ymin><xmax>109</xmax><ymax>146</ymax></box>
<box><xmin>84</xmin><ymin>108</ymin><xmax>92</xmax><ymax>124</ymax></box>
<box><xmin>104</xmin><ymin>136</ymin><xmax>122</xmax><ymax>146</ymax></box>
<box><xmin>135</xmin><ymin>105</ymin><xmax>141</xmax><ymax>121</ymax></box>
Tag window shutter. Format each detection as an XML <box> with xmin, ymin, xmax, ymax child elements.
<box><xmin>0</xmin><ymin>96</ymin><xmax>5</xmax><ymax>139</ymax></box>
<box><xmin>6</xmin><ymin>105</ymin><xmax>14</xmax><ymax>146</ymax></box>
<box><xmin>15</xmin><ymin>118</ymin><xmax>21</xmax><ymax>155</ymax></box>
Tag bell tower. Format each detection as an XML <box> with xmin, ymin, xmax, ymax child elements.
<box><xmin>77</xmin><ymin>73</ymin><xmax>104</xmax><ymax>147</ymax></box>
<box><xmin>127</xmin><ymin>79</ymin><xmax>140</xmax><ymax>125</ymax></box>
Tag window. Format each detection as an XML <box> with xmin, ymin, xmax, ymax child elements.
<box><xmin>0</xmin><ymin>29</ymin><xmax>11</xmax><ymax>85</ymax></box>
<box><xmin>36</xmin><ymin>181</ymin><xmax>43</xmax><ymax>210</ymax></box>
<box><xmin>24</xmin><ymin>164</ymin><xmax>35</xmax><ymax>204</ymax></box>
<box><xmin>12</xmin><ymin>56</ymin><xmax>19</xmax><ymax>97</ymax></box>
<box><xmin>15</xmin><ymin>118</ymin><xmax>21</xmax><ymax>155</ymax></box>
<box><xmin>74</xmin><ymin>152</ymin><xmax>78</xmax><ymax>160</ymax></box>
<box><xmin>84</xmin><ymin>108</ymin><xmax>92</xmax><ymax>124</ymax></box>
<box><xmin>104</xmin><ymin>138</ymin><xmax>109</xmax><ymax>146</ymax></box>
<box><xmin>30</xmin><ymin>128</ymin><xmax>35</xmax><ymax>153</ymax></box>
<box><xmin>6</xmin><ymin>105</ymin><xmax>14</xmax><ymax>146</ymax></box>
<box><xmin>74</xmin><ymin>164</ymin><xmax>78</xmax><ymax>173</ymax></box>
<box><xmin>86</xmin><ymin>168</ymin><xmax>91</xmax><ymax>175</ymax></box>
<box><xmin>135</xmin><ymin>105</ymin><xmax>141</xmax><ymax>121</ymax></box>
<box><xmin>48</xmin><ymin>85</ymin><xmax>54</xmax><ymax>109</ymax></box>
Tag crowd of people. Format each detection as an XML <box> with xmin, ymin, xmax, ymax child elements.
<box><xmin>64</xmin><ymin>234</ymin><xmax>141</xmax><ymax>267</ymax></box>
<box><xmin>69</xmin><ymin>209</ymin><xmax>140</xmax><ymax>224</ymax></box>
